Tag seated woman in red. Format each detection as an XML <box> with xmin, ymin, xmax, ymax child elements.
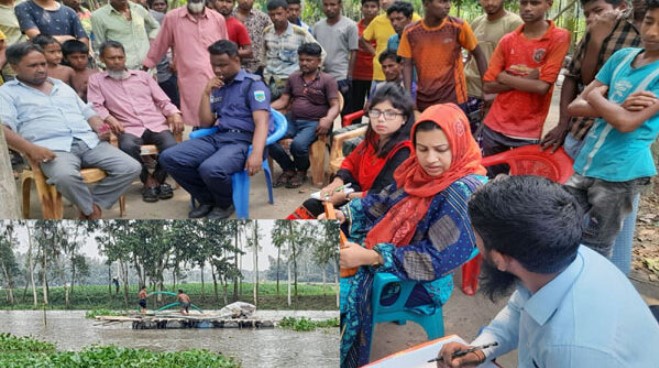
<box><xmin>287</xmin><ymin>83</ymin><xmax>413</xmax><ymax>219</ymax></box>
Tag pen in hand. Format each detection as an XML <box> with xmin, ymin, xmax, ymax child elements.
<box><xmin>427</xmin><ymin>342</ymin><xmax>498</xmax><ymax>363</ymax></box>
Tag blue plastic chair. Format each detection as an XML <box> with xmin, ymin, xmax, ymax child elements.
<box><xmin>368</xmin><ymin>247</ymin><xmax>479</xmax><ymax>358</ymax></box>
<box><xmin>188</xmin><ymin>108</ymin><xmax>287</xmax><ymax>219</ymax></box>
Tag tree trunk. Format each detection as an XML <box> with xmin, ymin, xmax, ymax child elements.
<box><xmin>0</xmin><ymin>128</ymin><xmax>21</xmax><ymax>219</ymax></box>
<box><xmin>121</xmin><ymin>261</ymin><xmax>129</xmax><ymax>307</ymax></box>
<box><xmin>25</xmin><ymin>224</ymin><xmax>38</xmax><ymax>306</ymax></box>
<box><xmin>41</xmin><ymin>253</ymin><xmax>48</xmax><ymax>305</ymax></box>
<box><xmin>287</xmin><ymin>260</ymin><xmax>292</xmax><ymax>306</ymax></box>
<box><xmin>107</xmin><ymin>264</ymin><xmax>112</xmax><ymax>295</ymax></box>
<box><xmin>276</xmin><ymin>247</ymin><xmax>280</xmax><ymax>295</ymax></box>
<box><xmin>200</xmin><ymin>263</ymin><xmax>205</xmax><ymax>303</ymax></box>
<box><xmin>233</xmin><ymin>227</ymin><xmax>239</xmax><ymax>300</ymax></box>
<box><xmin>293</xmin><ymin>244</ymin><xmax>298</xmax><ymax>300</ymax></box>
<box><xmin>0</xmin><ymin>263</ymin><xmax>15</xmax><ymax>305</ymax></box>
<box><xmin>212</xmin><ymin>265</ymin><xmax>219</xmax><ymax>304</ymax></box>
<box><xmin>253</xmin><ymin>223</ymin><xmax>258</xmax><ymax>307</ymax></box>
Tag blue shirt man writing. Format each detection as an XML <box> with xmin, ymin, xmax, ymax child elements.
<box><xmin>437</xmin><ymin>176</ymin><xmax>659</xmax><ymax>368</ymax></box>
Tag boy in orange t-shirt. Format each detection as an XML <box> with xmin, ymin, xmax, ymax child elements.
<box><xmin>481</xmin><ymin>0</ymin><xmax>570</xmax><ymax>175</ymax></box>
<box><xmin>397</xmin><ymin>0</ymin><xmax>487</xmax><ymax>112</ymax></box>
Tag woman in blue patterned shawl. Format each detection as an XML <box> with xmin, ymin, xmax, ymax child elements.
<box><xmin>335</xmin><ymin>104</ymin><xmax>488</xmax><ymax>367</ymax></box>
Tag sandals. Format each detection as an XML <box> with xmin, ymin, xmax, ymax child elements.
<box><xmin>286</xmin><ymin>171</ymin><xmax>307</xmax><ymax>189</ymax></box>
<box><xmin>158</xmin><ymin>183</ymin><xmax>174</xmax><ymax>200</ymax></box>
<box><xmin>142</xmin><ymin>186</ymin><xmax>159</xmax><ymax>203</ymax></box>
<box><xmin>274</xmin><ymin>171</ymin><xmax>295</xmax><ymax>188</ymax></box>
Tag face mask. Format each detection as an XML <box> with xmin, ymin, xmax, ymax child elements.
<box><xmin>187</xmin><ymin>1</ymin><xmax>205</xmax><ymax>14</ymax></box>
<box><xmin>107</xmin><ymin>70</ymin><xmax>129</xmax><ymax>80</ymax></box>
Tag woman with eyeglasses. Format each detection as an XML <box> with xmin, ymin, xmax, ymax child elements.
<box><xmin>332</xmin><ymin>103</ymin><xmax>488</xmax><ymax>367</ymax></box>
<box><xmin>287</xmin><ymin>83</ymin><xmax>414</xmax><ymax>219</ymax></box>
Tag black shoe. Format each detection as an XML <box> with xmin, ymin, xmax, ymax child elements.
<box><xmin>188</xmin><ymin>204</ymin><xmax>214</xmax><ymax>218</ymax></box>
<box><xmin>142</xmin><ymin>187</ymin><xmax>159</xmax><ymax>203</ymax></box>
<box><xmin>206</xmin><ymin>205</ymin><xmax>235</xmax><ymax>220</ymax></box>
<box><xmin>158</xmin><ymin>183</ymin><xmax>174</xmax><ymax>200</ymax></box>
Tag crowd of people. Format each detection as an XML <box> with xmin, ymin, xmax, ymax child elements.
<box><xmin>1</xmin><ymin>0</ymin><xmax>659</xmax><ymax>366</ymax></box>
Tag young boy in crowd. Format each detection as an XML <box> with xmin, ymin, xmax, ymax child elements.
<box><xmin>345</xmin><ymin>0</ymin><xmax>379</xmax><ymax>122</ymax></box>
<box><xmin>62</xmin><ymin>39</ymin><xmax>97</xmax><ymax>102</ymax></box>
<box><xmin>386</xmin><ymin>0</ymin><xmax>414</xmax><ymax>52</ymax></box>
<box><xmin>464</xmin><ymin>0</ymin><xmax>522</xmax><ymax>133</ymax></box>
<box><xmin>31</xmin><ymin>34</ymin><xmax>74</xmax><ymax>86</ymax></box>
<box><xmin>541</xmin><ymin>0</ymin><xmax>641</xmax><ymax>155</ymax></box>
<box><xmin>565</xmin><ymin>0</ymin><xmax>659</xmax><ymax>259</ymax></box>
<box><xmin>367</xmin><ymin>50</ymin><xmax>416</xmax><ymax>102</ymax></box>
<box><xmin>398</xmin><ymin>0</ymin><xmax>487</xmax><ymax>112</ymax></box>
<box><xmin>270</xmin><ymin>42</ymin><xmax>339</xmax><ymax>189</ymax></box>
<box><xmin>481</xmin><ymin>0</ymin><xmax>570</xmax><ymax>175</ymax></box>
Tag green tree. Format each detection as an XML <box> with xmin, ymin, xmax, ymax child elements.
<box><xmin>0</xmin><ymin>221</ymin><xmax>20</xmax><ymax>305</ymax></box>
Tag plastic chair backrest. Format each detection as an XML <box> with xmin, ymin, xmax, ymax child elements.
<box><xmin>189</xmin><ymin>108</ymin><xmax>286</xmax><ymax>145</ymax></box>
<box><xmin>481</xmin><ymin>145</ymin><xmax>574</xmax><ymax>184</ymax></box>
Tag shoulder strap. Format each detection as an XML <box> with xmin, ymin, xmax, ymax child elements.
<box><xmin>242</xmin><ymin>77</ymin><xmax>255</xmax><ymax>108</ymax></box>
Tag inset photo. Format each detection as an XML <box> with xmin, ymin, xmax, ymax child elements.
<box><xmin>0</xmin><ymin>219</ymin><xmax>340</xmax><ymax>367</ymax></box>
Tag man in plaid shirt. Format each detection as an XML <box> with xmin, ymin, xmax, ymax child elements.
<box><xmin>262</xmin><ymin>0</ymin><xmax>324</xmax><ymax>100</ymax></box>
<box><xmin>541</xmin><ymin>0</ymin><xmax>643</xmax><ymax>154</ymax></box>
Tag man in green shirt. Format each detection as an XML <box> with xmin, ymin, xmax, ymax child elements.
<box><xmin>91</xmin><ymin>0</ymin><xmax>159</xmax><ymax>69</ymax></box>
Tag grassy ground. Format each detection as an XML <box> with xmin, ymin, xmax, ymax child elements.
<box><xmin>0</xmin><ymin>282</ymin><xmax>339</xmax><ymax>311</ymax></box>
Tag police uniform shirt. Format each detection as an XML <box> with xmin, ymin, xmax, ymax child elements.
<box><xmin>210</xmin><ymin>69</ymin><xmax>271</xmax><ymax>132</ymax></box>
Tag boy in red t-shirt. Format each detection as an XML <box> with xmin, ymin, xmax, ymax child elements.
<box><xmin>481</xmin><ymin>0</ymin><xmax>570</xmax><ymax>175</ymax></box>
<box><xmin>210</xmin><ymin>0</ymin><xmax>253</xmax><ymax>60</ymax></box>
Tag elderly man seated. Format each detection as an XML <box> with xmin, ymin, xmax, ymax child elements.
<box><xmin>87</xmin><ymin>40</ymin><xmax>183</xmax><ymax>203</ymax></box>
<box><xmin>0</xmin><ymin>42</ymin><xmax>141</xmax><ymax>219</ymax></box>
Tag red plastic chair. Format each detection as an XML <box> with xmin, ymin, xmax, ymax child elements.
<box><xmin>342</xmin><ymin>110</ymin><xmax>365</xmax><ymax>127</ymax></box>
<box><xmin>461</xmin><ymin>144</ymin><xmax>575</xmax><ymax>295</ymax></box>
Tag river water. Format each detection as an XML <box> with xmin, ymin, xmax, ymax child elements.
<box><xmin>0</xmin><ymin>310</ymin><xmax>339</xmax><ymax>368</ymax></box>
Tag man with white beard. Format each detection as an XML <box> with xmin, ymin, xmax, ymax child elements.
<box><xmin>142</xmin><ymin>0</ymin><xmax>228</xmax><ymax>127</ymax></box>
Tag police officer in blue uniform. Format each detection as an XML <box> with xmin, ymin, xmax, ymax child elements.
<box><xmin>160</xmin><ymin>40</ymin><xmax>271</xmax><ymax>219</ymax></box>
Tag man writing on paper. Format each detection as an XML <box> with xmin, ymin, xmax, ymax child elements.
<box><xmin>437</xmin><ymin>176</ymin><xmax>659</xmax><ymax>367</ymax></box>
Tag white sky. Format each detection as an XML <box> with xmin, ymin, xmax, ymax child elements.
<box><xmin>7</xmin><ymin>220</ymin><xmax>300</xmax><ymax>271</ymax></box>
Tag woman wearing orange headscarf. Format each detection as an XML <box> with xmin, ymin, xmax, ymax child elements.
<box><xmin>337</xmin><ymin>104</ymin><xmax>488</xmax><ymax>368</ymax></box>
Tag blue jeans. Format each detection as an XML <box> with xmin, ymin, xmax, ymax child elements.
<box><xmin>563</xmin><ymin>132</ymin><xmax>587</xmax><ymax>160</ymax></box>
<box><xmin>269</xmin><ymin>118</ymin><xmax>319</xmax><ymax>172</ymax></box>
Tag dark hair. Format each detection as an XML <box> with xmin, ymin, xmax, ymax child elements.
<box><xmin>412</xmin><ymin>120</ymin><xmax>442</xmax><ymax>147</ymax></box>
<box><xmin>386</xmin><ymin>1</ymin><xmax>414</xmax><ymax>17</ymax></box>
<box><xmin>178</xmin><ymin>289</ymin><xmax>184</xmax><ymax>293</ymax></box>
<box><xmin>366</xmin><ymin>83</ymin><xmax>414</xmax><ymax>157</ymax></box>
<box><xmin>647</xmin><ymin>0</ymin><xmax>659</xmax><ymax>11</ymax></box>
<box><xmin>267</xmin><ymin>0</ymin><xmax>288</xmax><ymax>10</ymax></box>
<box><xmin>61</xmin><ymin>40</ymin><xmax>89</xmax><ymax>57</ymax></box>
<box><xmin>378</xmin><ymin>49</ymin><xmax>402</xmax><ymax>64</ymax></box>
<box><xmin>147</xmin><ymin>0</ymin><xmax>168</xmax><ymax>10</ymax></box>
<box><xmin>286</xmin><ymin>0</ymin><xmax>301</xmax><ymax>4</ymax></box>
<box><xmin>31</xmin><ymin>34</ymin><xmax>59</xmax><ymax>49</ymax></box>
<box><xmin>361</xmin><ymin>0</ymin><xmax>380</xmax><ymax>6</ymax></box>
<box><xmin>297</xmin><ymin>42</ymin><xmax>322</xmax><ymax>57</ymax></box>
<box><xmin>99</xmin><ymin>40</ymin><xmax>125</xmax><ymax>57</ymax></box>
<box><xmin>208</xmin><ymin>39</ymin><xmax>240</xmax><ymax>57</ymax></box>
<box><xmin>468</xmin><ymin>176</ymin><xmax>583</xmax><ymax>274</ymax></box>
<box><xmin>579</xmin><ymin>0</ymin><xmax>623</xmax><ymax>7</ymax></box>
<box><xmin>6</xmin><ymin>42</ymin><xmax>43</xmax><ymax>65</ymax></box>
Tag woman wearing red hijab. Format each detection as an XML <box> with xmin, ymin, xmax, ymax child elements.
<box><xmin>336</xmin><ymin>103</ymin><xmax>488</xmax><ymax>368</ymax></box>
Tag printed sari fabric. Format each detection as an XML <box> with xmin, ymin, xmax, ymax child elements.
<box><xmin>340</xmin><ymin>174</ymin><xmax>486</xmax><ymax>367</ymax></box>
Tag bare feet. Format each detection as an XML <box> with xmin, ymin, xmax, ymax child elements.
<box><xmin>78</xmin><ymin>203</ymin><xmax>102</xmax><ymax>220</ymax></box>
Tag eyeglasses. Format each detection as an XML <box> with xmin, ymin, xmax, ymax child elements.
<box><xmin>368</xmin><ymin>109</ymin><xmax>404</xmax><ymax>120</ymax></box>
